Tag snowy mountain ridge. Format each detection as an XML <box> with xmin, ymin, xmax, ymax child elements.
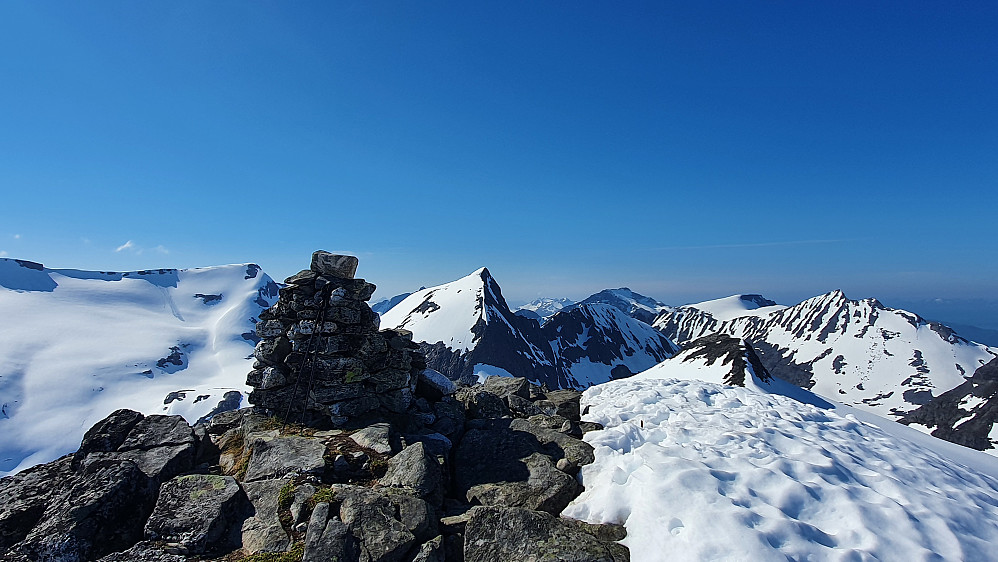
<box><xmin>568</xmin><ymin>287</ymin><xmax>672</xmax><ymax>324</ymax></box>
<box><xmin>378</xmin><ymin>270</ymin><xmax>678</xmax><ymax>389</ymax></box>
<box><xmin>654</xmin><ymin>288</ymin><xmax>998</xmax><ymax>451</ymax></box>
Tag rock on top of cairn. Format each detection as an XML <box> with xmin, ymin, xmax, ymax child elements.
<box><xmin>310</xmin><ymin>251</ymin><xmax>359</xmax><ymax>279</ymax></box>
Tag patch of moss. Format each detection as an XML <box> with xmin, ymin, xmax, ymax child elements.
<box><xmin>238</xmin><ymin>542</ymin><xmax>304</xmax><ymax>562</ymax></box>
<box><xmin>307</xmin><ymin>485</ymin><xmax>336</xmax><ymax>508</ymax></box>
<box><xmin>344</xmin><ymin>370</ymin><xmax>361</xmax><ymax>383</ymax></box>
<box><xmin>277</xmin><ymin>480</ymin><xmax>296</xmax><ymax>511</ymax></box>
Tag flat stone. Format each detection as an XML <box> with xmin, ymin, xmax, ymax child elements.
<box><xmin>243</xmin><ymin>436</ymin><xmax>326</xmax><ymax>482</ymax></box>
<box><xmin>350</xmin><ymin>422</ymin><xmax>396</xmax><ymax>454</ymax></box>
<box><xmin>310</xmin><ymin>251</ymin><xmax>359</xmax><ymax>279</ymax></box>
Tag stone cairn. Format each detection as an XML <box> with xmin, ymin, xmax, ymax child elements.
<box><xmin>248</xmin><ymin>251</ymin><xmax>426</xmax><ymax>426</ymax></box>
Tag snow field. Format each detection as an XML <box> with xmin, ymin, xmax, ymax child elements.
<box><xmin>564</xmin><ymin>378</ymin><xmax>998</xmax><ymax>561</ymax></box>
<box><xmin>0</xmin><ymin>263</ymin><xmax>276</xmax><ymax>476</ymax></box>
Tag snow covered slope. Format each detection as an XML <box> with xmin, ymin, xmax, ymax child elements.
<box><xmin>654</xmin><ymin>289</ymin><xmax>997</xmax><ymax>449</ymax></box>
<box><xmin>0</xmin><ymin>258</ymin><xmax>279</xmax><ymax>476</ymax></box>
<box><xmin>515</xmin><ymin>297</ymin><xmax>574</xmax><ymax>321</ymax></box>
<box><xmin>378</xmin><ymin>268</ymin><xmax>564</xmax><ymax>387</ymax></box>
<box><xmin>681</xmin><ymin>294</ymin><xmax>786</xmax><ymax>322</ymax></box>
<box><xmin>565</xmin><ymin>376</ymin><xmax>998</xmax><ymax>561</ymax></box>
<box><xmin>570</xmin><ymin>288</ymin><xmax>672</xmax><ymax>325</ymax></box>
<box><xmin>544</xmin><ymin>304</ymin><xmax>679</xmax><ymax>387</ymax></box>
<box><xmin>371</xmin><ymin>290</ymin><xmax>419</xmax><ymax>316</ymax></box>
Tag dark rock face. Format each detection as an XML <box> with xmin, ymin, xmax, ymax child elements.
<box><xmin>900</xmin><ymin>357</ymin><xmax>998</xmax><ymax>450</ymax></box>
<box><xmin>678</xmin><ymin>333</ymin><xmax>773</xmax><ymax>387</ymax></box>
<box><xmin>463</xmin><ymin>506</ymin><xmax>629</xmax><ymax>562</ymax></box>
<box><xmin>247</xmin><ymin>252</ymin><xmax>427</xmax><ymax>426</ymax></box>
<box><xmin>8</xmin><ymin>459</ymin><xmax>159</xmax><ymax>561</ymax></box>
<box><xmin>1</xmin><ymin>409</ymin><xmax>199</xmax><ymax>561</ymax></box>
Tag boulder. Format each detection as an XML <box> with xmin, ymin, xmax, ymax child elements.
<box><xmin>463</xmin><ymin>506</ymin><xmax>629</xmax><ymax>562</ymax></box>
<box><xmin>454</xmin><ymin>418</ymin><xmax>594</xmax><ymax>515</ymax></box>
<box><xmin>0</xmin><ymin>455</ymin><xmax>76</xmax><ymax>553</ymax></box>
<box><xmin>8</xmin><ymin>459</ymin><xmax>158</xmax><ymax>562</ymax></box>
<box><xmin>72</xmin><ymin>409</ymin><xmax>144</xmax><ymax>468</ymax></box>
<box><xmin>320</xmin><ymin>484</ymin><xmax>438</xmax><ymax>562</ymax></box>
<box><xmin>350</xmin><ymin>422</ymin><xmax>397</xmax><ymax>454</ymax></box>
<box><xmin>144</xmin><ymin>474</ymin><xmax>250</xmax><ymax>554</ymax></box>
<box><xmin>543</xmin><ymin>389</ymin><xmax>583</xmax><ymax>421</ymax></box>
<box><xmin>481</xmin><ymin>376</ymin><xmax>531</xmax><ymax>400</ymax></box>
<box><xmin>302</xmin><ymin>502</ymin><xmax>360</xmax><ymax>562</ymax></box>
<box><xmin>416</xmin><ymin>368</ymin><xmax>456</xmax><ymax>400</ymax></box>
<box><xmin>310</xmin><ymin>251</ymin><xmax>359</xmax><ymax>279</ymax></box>
<box><xmin>465</xmin><ymin>452</ymin><xmax>579</xmax><ymax>515</ymax></box>
<box><xmin>377</xmin><ymin>442</ymin><xmax>444</xmax><ymax>505</ymax></box>
<box><xmin>411</xmin><ymin>535</ymin><xmax>445</xmax><ymax>562</ymax></box>
<box><xmin>240</xmin><ymin>478</ymin><xmax>292</xmax><ymax>554</ymax></box>
<box><xmin>243</xmin><ymin>436</ymin><xmax>326</xmax><ymax>482</ymax></box>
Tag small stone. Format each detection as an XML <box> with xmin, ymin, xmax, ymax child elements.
<box><xmin>350</xmin><ymin>423</ymin><xmax>396</xmax><ymax>454</ymax></box>
<box><xmin>556</xmin><ymin>458</ymin><xmax>578</xmax><ymax>474</ymax></box>
<box><xmin>310</xmin><ymin>251</ymin><xmax>359</xmax><ymax>279</ymax></box>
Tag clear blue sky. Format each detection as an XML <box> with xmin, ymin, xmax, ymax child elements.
<box><xmin>1</xmin><ymin>2</ymin><xmax>995</xmax><ymax>325</ymax></box>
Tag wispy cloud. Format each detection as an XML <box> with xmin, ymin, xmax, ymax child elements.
<box><xmin>13</xmin><ymin>234</ymin><xmax>20</xmax><ymax>240</ymax></box>
<box><xmin>0</xmin><ymin>250</ymin><xmax>7</xmax><ymax>257</ymax></box>
<box><xmin>154</xmin><ymin>245</ymin><xmax>170</xmax><ymax>254</ymax></box>
<box><xmin>115</xmin><ymin>240</ymin><xmax>136</xmax><ymax>253</ymax></box>
<box><xmin>650</xmin><ymin>239</ymin><xmax>856</xmax><ymax>251</ymax></box>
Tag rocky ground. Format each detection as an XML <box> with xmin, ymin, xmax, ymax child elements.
<box><xmin>0</xmin><ymin>374</ymin><xmax>628</xmax><ymax>561</ymax></box>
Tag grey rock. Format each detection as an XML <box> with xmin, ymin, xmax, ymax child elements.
<box><xmin>507</xmin><ymin>394</ymin><xmax>544</xmax><ymax>417</ymax></box>
<box><xmin>334</xmin><ymin>485</ymin><xmax>417</xmax><ymax>562</ymax></box>
<box><xmin>411</xmin><ymin>535</ymin><xmax>445</xmax><ymax>562</ymax></box>
<box><xmin>311</xmin><ymin>251</ymin><xmax>359</xmax><ymax>279</ymax></box>
<box><xmin>240</xmin><ymin>478</ymin><xmax>292</xmax><ymax>554</ymax></box>
<box><xmin>97</xmin><ymin>541</ymin><xmax>189</xmax><ymax>561</ymax></box>
<box><xmin>118</xmin><ymin>414</ymin><xmax>197</xmax><ymax>453</ymax></box>
<box><xmin>463</xmin><ymin>506</ymin><xmax>629</xmax><ymax>562</ymax></box>
<box><xmin>417</xmin><ymin>368</ymin><xmax>456</xmax><ymax>400</ymax></box>
<box><xmin>403</xmin><ymin>432</ymin><xmax>453</xmax><ymax>457</ymax></box>
<box><xmin>466</xmin><ymin>452</ymin><xmax>579</xmax><ymax>515</ymax></box>
<box><xmin>350</xmin><ymin>422</ymin><xmax>396</xmax><ymax>454</ymax></box>
<box><xmin>243</xmin><ymin>436</ymin><xmax>326</xmax><ymax>482</ymax></box>
<box><xmin>207</xmin><ymin>409</ymin><xmax>246</xmax><ymax>435</ymax></box>
<box><xmin>144</xmin><ymin>474</ymin><xmax>249</xmax><ymax>554</ymax></box>
<box><xmin>72</xmin><ymin>409</ymin><xmax>144</xmax><ymax>468</ymax></box>
<box><xmin>544</xmin><ymin>389</ymin><xmax>584</xmax><ymax>421</ymax></box>
<box><xmin>509</xmin><ymin>418</ymin><xmax>595</xmax><ymax>467</ymax></box>
<box><xmin>457</xmin><ymin>389</ymin><xmax>510</xmax><ymax>419</ymax></box>
<box><xmin>482</xmin><ymin>376</ymin><xmax>531</xmax><ymax>400</ymax></box>
<box><xmin>302</xmin><ymin>502</ymin><xmax>361</xmax><ymax>562</ymax></box>
<box><xmin>291</xmin><ymin>483</ymin><xmax>317</xmax><ymax>525</ymax></box>
<box><xmin>454</xmin><ymin>419</ymin><xmax>594</xmax><ymax>515</ymax></box>
<box><xmin>82</xmin><ymin>443</ymin><xmax>195</xmax><ymax>482</ymax></box>
<box><xmin>9</xmin><ymin>459</ymin><xmax>158</xmax><ymax>562</ymax></box>
<box><xmin>377</xmin><ymin>442</ymin><xmax>444</xmax><ymax>505</ymax></box>
<box><xmin>0</xmin><ymin>455</ymin><xmax>76</xmax><ymax>553</ymax></box>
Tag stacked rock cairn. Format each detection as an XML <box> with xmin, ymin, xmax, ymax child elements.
<box><xmin>248</xmin><ymin>251</ymin><xmax>426</xmax><ymax>426</ymax></box>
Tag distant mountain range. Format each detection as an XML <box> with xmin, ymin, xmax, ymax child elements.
<box><xmin>377</xmin><ymin>269</ymin><xmax>678</xmax><ymax>389</ymax></box>
<box><xmin>4</xmin><ymin>255</ymin><xmax>997</xmax><ymax>477</ymax></box>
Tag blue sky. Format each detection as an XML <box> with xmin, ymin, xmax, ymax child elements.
<box><xmin>1</xmin><ymin>2</ymin><xmax>996</xmax><ymax>326</ymax></box>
